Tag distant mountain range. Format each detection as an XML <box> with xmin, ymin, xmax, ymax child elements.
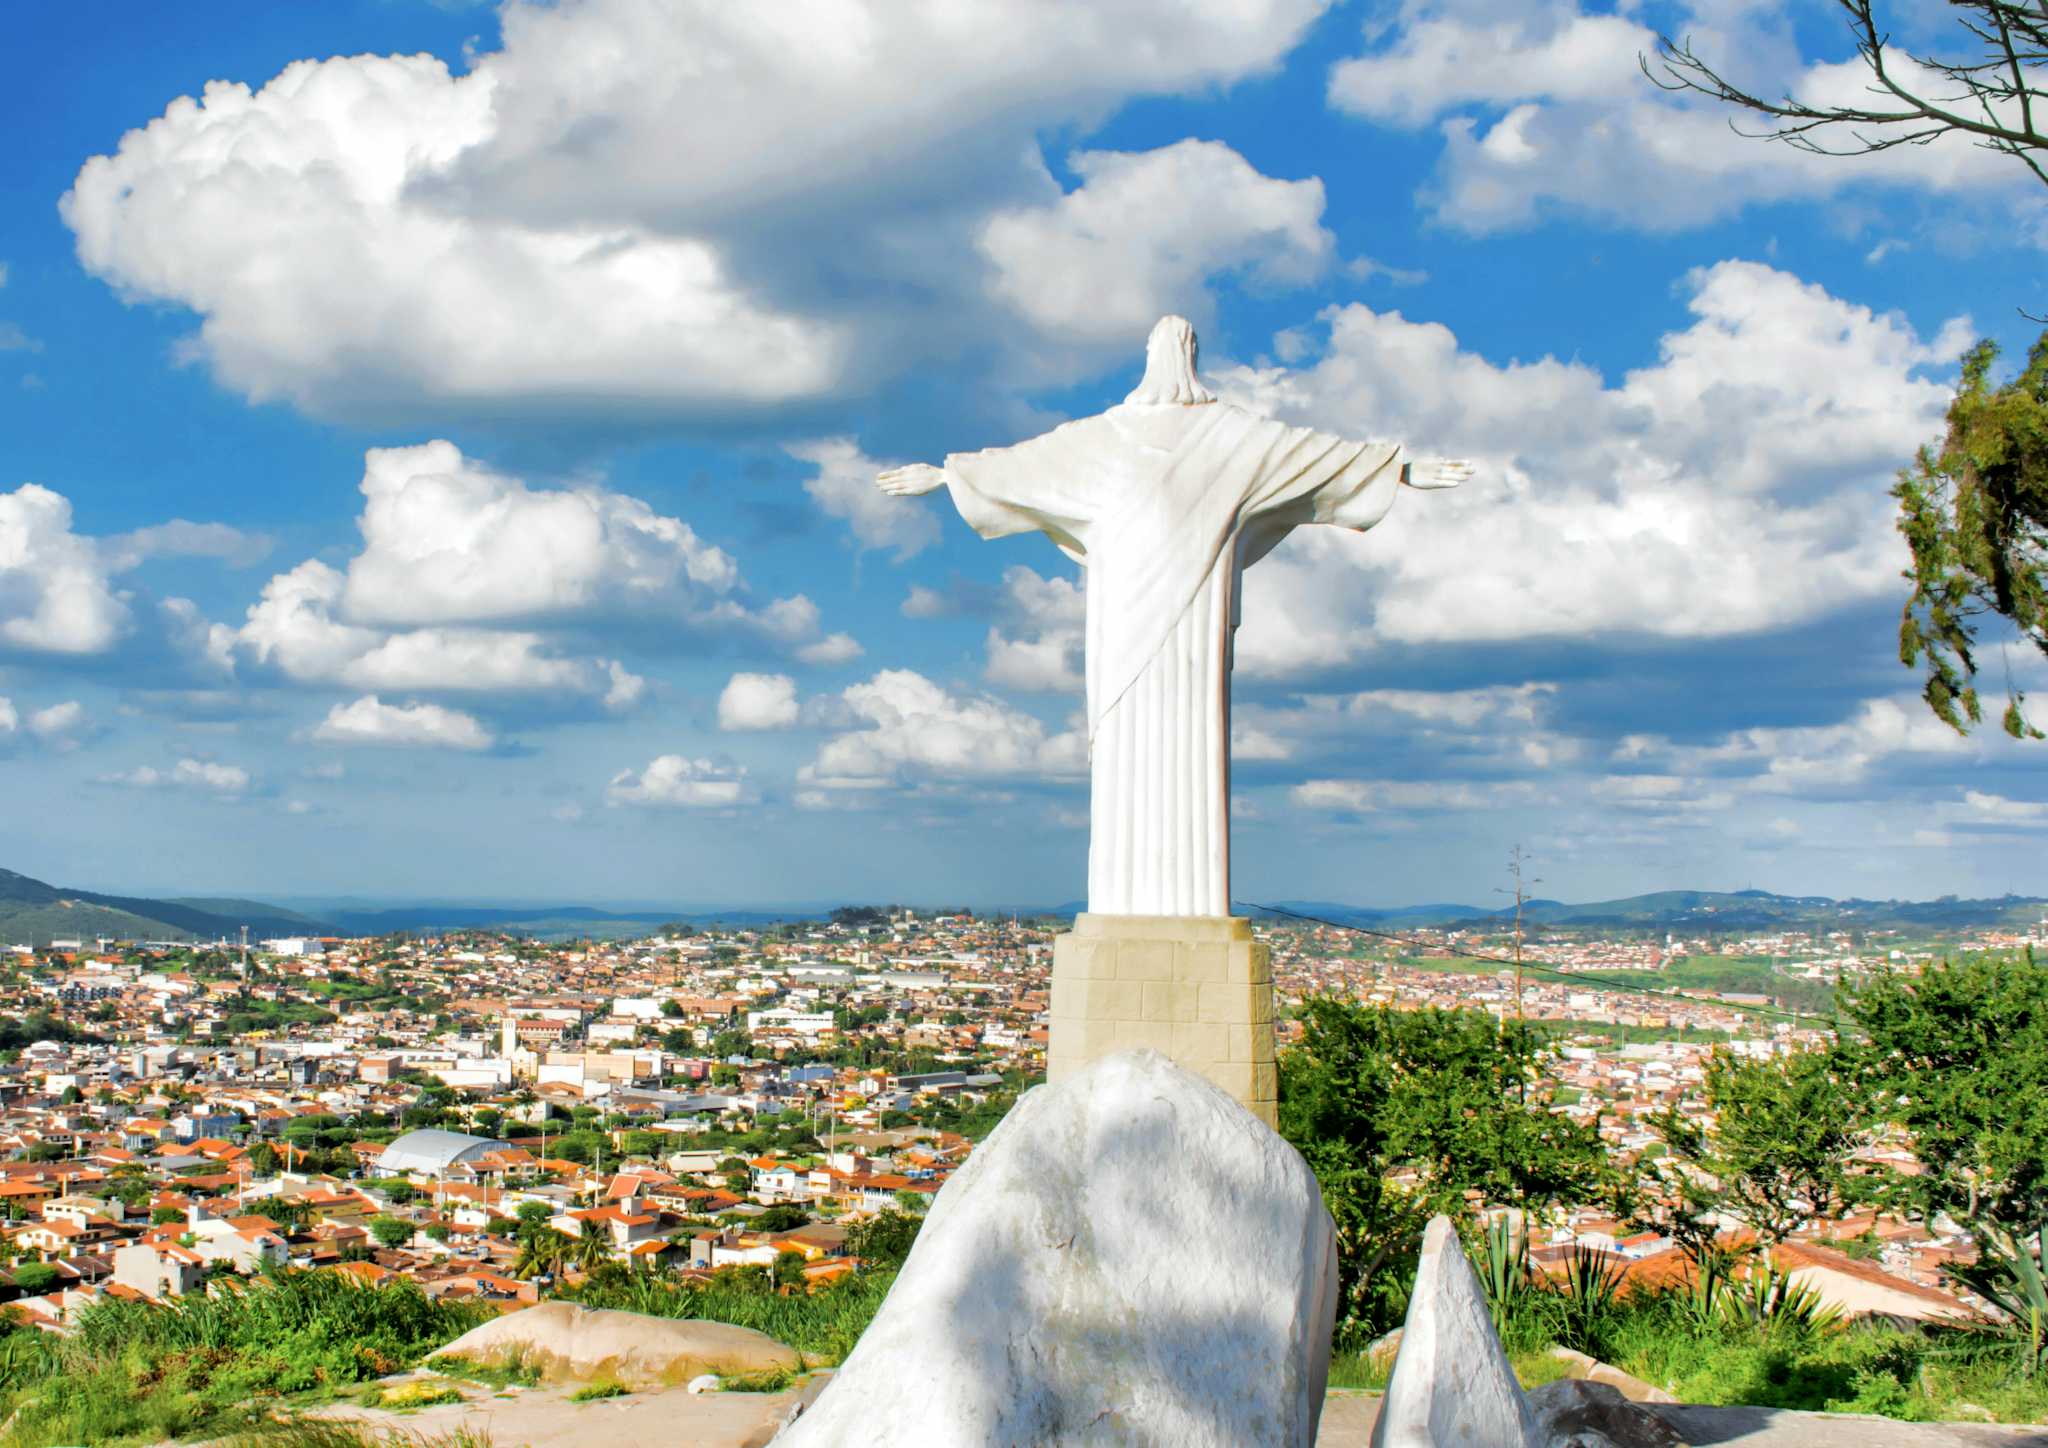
<box><xmin>1255</xmin><ymin>888</ymin><xmax>2048</xmax><ymax>934</ymax></box>
<box><xmin>0</xmin><ymin>869</ymin><xmax>327</xmax><ymax>946</ymax></box>
<box><xmin>0</xmin><ymin>868</ymin><xmax>812</xmax><ymax>945</ymax></box>
<box><xmin>1</xmin><ymin>867</ymin><xmax>2040</xmax><ymax>947</ymax></box>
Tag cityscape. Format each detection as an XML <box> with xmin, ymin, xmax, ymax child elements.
<box><xmin>0</xmin><ymin>897</ymin><xmax>2037</xmax><ymax>1333</ymax></box>
<box><xmin>4</xmin><ymin>0</ymin><xmax>2046</xmax><ymax>1441</ymax></box>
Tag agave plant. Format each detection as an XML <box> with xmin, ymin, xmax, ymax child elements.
<box><xmin>1553</xmin><ymin>1245</ymin><xmax>1628</xmax><ymax>1353</ymax></box>
<box><xmin>1718</xmin><ymin>1257</ymin><xmax>1843</xmax><ymax>1338</ymax></box>
<box><xmin>1472</xmin><ymin>1215</ymin><xmax>1552</xmax><ymax>1348</ymax></box>
<box><xmin>1669</xmin><ymin>1242</ymin><xmax>1743</xmax><ymax>1335</ymax></box>
<box><xmin>1949</xmin><ymin>1223</ymin><xmax>2048</xmax><ymax>1374</ymax></box>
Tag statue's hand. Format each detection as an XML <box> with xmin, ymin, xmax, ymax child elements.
<box><xmin>876</xmin><ymin>463</ymin><xmax>948</xmax><ymax>497</ymax></box>
<box><xmin>1401</xmin><ymin>457</ymin><xmax>1473</xmax><ymax>490</ymax></box>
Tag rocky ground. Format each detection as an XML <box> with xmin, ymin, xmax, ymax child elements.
<box><xmin>307</xmin><ymin>1375</ymin><xmax>2048</xmax><ymax>1447</ymax></box>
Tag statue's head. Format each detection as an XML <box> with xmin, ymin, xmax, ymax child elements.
<box><xmin>1124</xmin><ymin>315</ymin><xmax>1216</xmax><ymax>407</ymax></box>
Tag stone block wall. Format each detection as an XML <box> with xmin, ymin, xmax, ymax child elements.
<box><xmin>1048</xmin><ymin>913</ymin><xmax>1277</xmax><ymax>1126</ymax></box>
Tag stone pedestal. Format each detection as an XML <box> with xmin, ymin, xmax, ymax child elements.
<box><xmin>1048</xmin><ymin>913</ymin><xmax>1276</xmax><ymax>1127</ymax></box>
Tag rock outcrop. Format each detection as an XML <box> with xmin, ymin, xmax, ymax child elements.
<box><xmin>430</xmin><ymin>1301</ymin><xmax>799</xmax><ymax>1388</ymax></box>
<box><xmin>1526</xmin><ymin>1379</ymin><xmax>1688</xmax><ymax>1448</ymax></box>
<box><xmin>1370</xmin><ymin>1216</ymin><xmax>1543</xmax><ymax>1448</ymax></box>
<box><xmin>774</xmin><ymin>1048</ymin><xmax>1338</xmax><ymax>1447</ymax></box>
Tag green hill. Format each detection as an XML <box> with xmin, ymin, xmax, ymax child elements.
<box><xmin>0</xmin><ymin>868</ymin><xmax>331</xmax><ymax>946</ymax></box>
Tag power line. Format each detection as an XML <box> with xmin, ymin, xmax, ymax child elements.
<box><xmin>1231</xmin><ymin>898</ymin><xmax>1811</xmax><ymax>1025</ymax></box>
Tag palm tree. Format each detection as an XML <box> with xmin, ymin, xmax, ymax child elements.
<box><xmin>512</xmin><ymin>1227</ymin><xmax>566</xmax><ymax>1281</ymax></box>
<box><xmin>568</xmin><ymin>1227</ymin><xmax>611</xmax><ymax>1275</ymax></box>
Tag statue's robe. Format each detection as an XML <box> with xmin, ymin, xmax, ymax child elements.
<box><xmin>941</xmin><ymin>400</ymin><xmax>1404</xmax><ymax>915</ymax></box>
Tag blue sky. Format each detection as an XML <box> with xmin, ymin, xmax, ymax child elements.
<box><xmin>2</xmin><ymin>0</ymin><xmax>2043</xmax><ymax>909</ymax></box>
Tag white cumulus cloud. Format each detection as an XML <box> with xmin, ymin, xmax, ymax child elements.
<box><xmin>801</xmin><ymin>668</ymin><xmax>1085</xmax><ymax>793</ymax></box>
<box><xmin>981</xmin><ymin>564</ymin><xmax>1085</xmax><ymax>694</ymax></box>
<box><xmin>980</xmin><ymin>139</ymin><xmax>1334</xmax><ymax>344</ymax></box>
<box><xmin>787</xmin><ymin>438</ymin><xmax>940</xmax><ymax>561</ymax></box>
<box><xmin>1213</xmin><ymin>261</ymin><xmax>1965</xmax><ymax>676</ymax></box>
<box><xmin>0</xmin><ymin>485</ymin><xmax>129</xmax><ymax>654</ymax></box>
<box><xmin>718</xmin><ymin>672</ymin><xmax>800</xmax><ymax>731</ymax></box>
<box><xmin>101</xmin><ymin>757</ymin><xmax>252</xmax><ymax>795</ymax></box>
<box><xmin>607</xmin><ymin>754</ymin><xmax>749</xmax><ymax>808</ymax></box>
<box><xmin>1326</xmin><ymin>0</ymin><xmax>2034</xmax><ymax>235</ymax></box>
<box><xmin>62</xmin><ymin>0</ymin><xmax>1332</xmax><ymax>423</ymax></box>
<box><xmin>311</xmin><ymin>695</ymin><xmax>495</xmax><ymax>750</ymax></box>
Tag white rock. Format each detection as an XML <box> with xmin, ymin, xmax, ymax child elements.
<box><xmin>429</xmin><ymin>1301</ymin><xmax>797</xmax><ymax>1387</ymax></box>
<box><xmin>1371</xmin><ymin>1216</ymin><xmax>1542</xmax><ymax>1448</ymax></box>
<box><xmin>774</xmin><ymin>1048</ymin><xmax>1338</xmax><ymax>1447</ymax></box>
<box><xmin>687</xmin><ymin>1373</ymin><xmax>722</xmax><ymax>1396</ymax></box>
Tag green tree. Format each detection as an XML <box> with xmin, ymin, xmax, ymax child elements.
<box><xmin>369</xmin><ymin>1216</ymin><xmax>413</xmax><ymax>1250</ymax></box>
<box><xmin>1644</xmin><ymin>1045</ymin><xmax>1859</xmax><ymax>1253</ymax></box>
<box><xmin>514</xmin><ymin>1200</ymin><xmax>554</xmax><ymax>1237</ymax></box>
<box><xmin>513</xmin><ymin>1227</ymin><xmax>567</xmax><ymax>1280</ymax></box>
<box><xmin>9</xmin><ymin>1262</ymin><xmax>57</xmax><ymax>1296</ymax></box>
<box><xmin>1896</xmin><ymin>335</ymin><xmax>2048</xmax><ymax>738</ymax></box>
<box><xmin>1841</xmin><ymin>951</ymin><xmax>2048</xmax><ymax>1326</ymax></box>
<box><xmin>383</xmin><ymin>1180</ymin><xmax>418</xmax><ymax>1205</ymax></box>
<box><xmin>247</xmin><ymin>1142</ymin><xmax>279</xmax><ymax>1176</ymax></box>
<box><xmin>567</xmin><ymin>1227</ymin><xmax>611</xmax><ymax>1274</ymax></box>
<box><xmin>845</xmin><ymin>1209</ymin><xmax>922</xmax><ymax>1270</ymax></box>
<box><xmin>1277</xmin><ymin>998</ymin><xmax>1607</xmax><ymax>1341</ymax></box>
<box><xmin>152</xmin><ymin>1206</ymin><xmax>185</xmax><ymax>1226</ymax></box>
<box><xmin>752</xmin><ymin>1204</ymin><xmax>811</xmax><ymax>1233</ymax></box>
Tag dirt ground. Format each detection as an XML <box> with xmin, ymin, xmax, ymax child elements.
<box><xmin>312</xmin><ymin>1377</ymin><xmax>2048</xmax><ymax>1448</ymax></box>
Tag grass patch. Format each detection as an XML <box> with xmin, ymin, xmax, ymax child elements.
<box><xmin>379</xmin><ymin>1381</ymin><xmax>464</xmax><ymax>1411</ymax></box>
<box><xmin>428</xmin><ymin>1353</ymin><xmax>540</xmax><ymax>1390</ymax></box>
<box><xmin>222</xmin><ymin>1423</ymin><xmax>497</xmax><ymax>1447</ymax></box>
<box><xmin>0</xmin><ymin>1269</ymin><xmax>492</xmax><ymax>1448</ymax></box>
<box><xmin>563</xmin><ymin>1264</ymin><xmax>895</xmax><ymax>1365</ymax></box>
<box><xmin>718</xmin><ymin>1366</ymin><xmax>796</xmax><ymax>1393</ymax></box>
<box><xmin>566</xmin><ymin>1380</ymin><xmax>628</xmax><ymax>1402</ymax></box>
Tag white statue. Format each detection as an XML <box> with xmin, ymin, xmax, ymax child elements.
<box><xmin>879</xmin><ymin>316</ymin><xmax>1469</xmax><ymax>917</ymax></box>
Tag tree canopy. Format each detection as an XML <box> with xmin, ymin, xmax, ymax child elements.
<box><xmin>1277</xmin><ymin>998</ymin><xmax>1606</xmax><ymax>1339</ymax></box>
<box><xmin>1897</xmin><ymin>334</ymin><xmax>2048</xmax><ymax>739</ymax></box>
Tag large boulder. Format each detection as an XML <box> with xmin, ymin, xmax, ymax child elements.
<box><xmin>1371</xmin><ymin>1216</ymin><xmax>1542</xmax><ymax>1448</ymax></box>
<box><xmin>429</xmin><ymin>1301</ymin><xmax>799</xmax><ymax>1387</ymax></box>
<box><xmin>1525</xmin><ymin>1380</ymin><xmax>1688</xmax><ymax>1448</ymax></box>
<box><xmin>775</xmin><ymin>1048</ymin><xmax>1338</xmax><ymax>1447</ymax></box>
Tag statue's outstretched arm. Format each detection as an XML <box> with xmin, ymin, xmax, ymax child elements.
<box><xmin>1401</xmin><ymin>458</ymin><xmax>1474</xmax><ymax>490</ymax></box>
<box><xmin>877</xmin><ymin>463</ymin><xmax>948</xmax><ymax>497</ymax></box>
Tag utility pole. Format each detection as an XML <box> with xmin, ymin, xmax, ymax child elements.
<box><xmin>1496</xmin><ymin>846</ymin><xmax>1540</xmax><ymax>1029</ymax></box>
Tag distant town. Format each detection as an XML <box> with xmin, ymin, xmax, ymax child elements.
<box><xmin>0</xmin><ymin>901</ymin><xmax>2042</xmax><ymax>1334</ymax></box>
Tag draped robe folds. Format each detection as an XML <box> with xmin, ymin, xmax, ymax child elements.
<box><xmin>941</xmin><ymin>400</ymin><xmax>1405</xmax><ymax>917</ymax></box>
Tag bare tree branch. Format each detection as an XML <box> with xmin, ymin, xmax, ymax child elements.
<box><xmin>1640</xmin><ymin>0</ymin><xmax>2048</xmax><ymax>187</ymax></box>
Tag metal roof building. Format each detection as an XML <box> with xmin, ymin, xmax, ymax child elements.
<box><xmin>374</xmin><ymin>1128</ymin><xmax>514</xmax><ymax>1177</ymax></box>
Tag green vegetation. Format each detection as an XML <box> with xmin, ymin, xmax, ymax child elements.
<box><xmin>1574</xmin><ymin>955</ymin><xmax>1839</xmax><ymax>1017</ymax></box>
<box><xmin>0</xmin><ymin>1014</ymin><xmax>94</xmax><ymax>1051</ymax></box>
<box><xmin>0</xmin><ymin>1270</ymin><xmax>491</xmax><ymax>1448</ymax></box>
<box><xmin>1276</xmin><ymin>950</ymin><xmax>2048</xmax><ymax>1424</ymax></box>
<box><xmin>1278</xmin><ymin>998</ymin><xmax>1606</xmax><ymax>1340</ymax></box>
<box><xmin>563</xmin><ymin>1264</ymin><xmax>895</xmax><ymax>1365</ymax></box>
<box><xmin>1895</xmin><ymin>326</ymin><xmax>2047</xmax><ymax>740</ymax></box>
<box><xmin>379</xmin><ymin>1380</ymin><xmax>463</xmax><ymax>1410</ymax></box>
<box><xmin>222</xmin><ymin>1424</ymin><xmax>497</xmax><ymax>1448</ymax></box>
<box><xmin>1646</xmin><ymin>1044</ymin><xmax>1858</xmax><ymax>1251</ymax></box>
<box><xmin>566</xmin><ymin>1379</ymin><xmax>628</xmax><ymax>1402</ymax></box>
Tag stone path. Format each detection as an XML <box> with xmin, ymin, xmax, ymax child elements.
<box><xmin>309</xmin><ymin>1380</ymin><xmax>2048</xmax><ymax>1447</ymax></box>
